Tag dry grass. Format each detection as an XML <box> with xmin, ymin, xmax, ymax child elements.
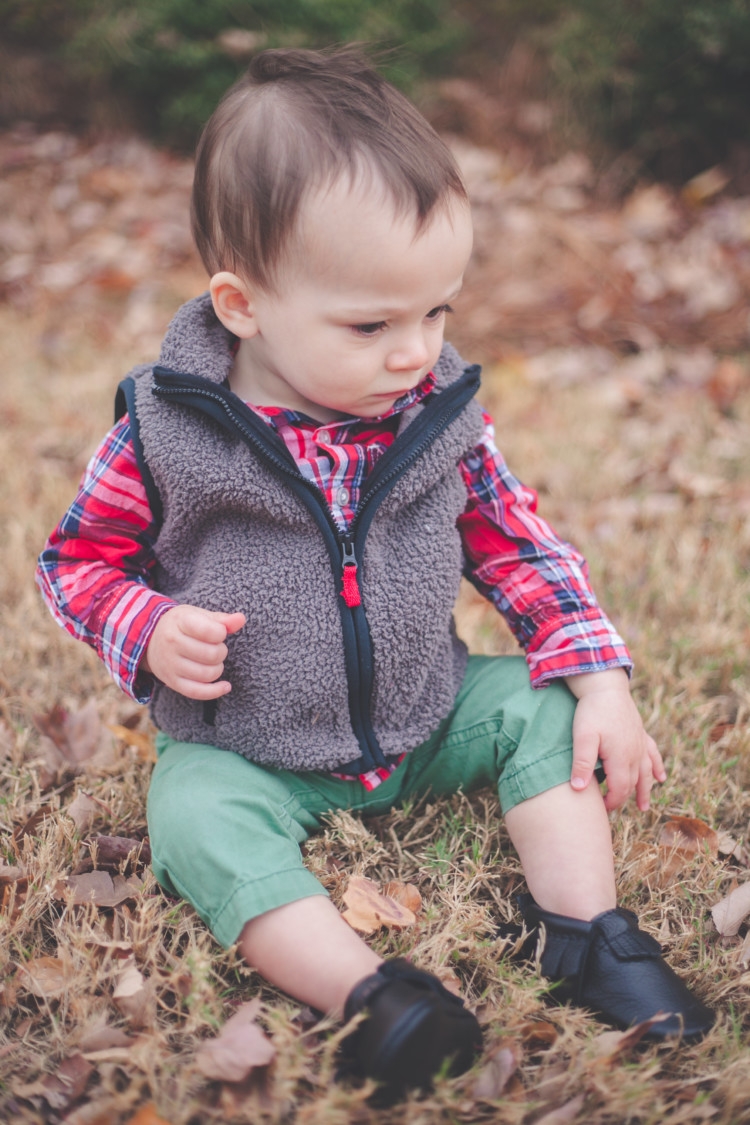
<box><xmin>1</xmin><ymin>285</ymin><xmax>750</xmax><ymax>1123</ymax></box>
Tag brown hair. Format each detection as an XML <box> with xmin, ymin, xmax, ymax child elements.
<box><xmin>191</xmin><ymin>46</ymin><xmax>467</xmax><ymax>291</ymax></box>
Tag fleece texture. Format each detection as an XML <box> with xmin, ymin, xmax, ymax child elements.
<box><xmin>129</xmin><ymin>293</ymin><xmax>484</xmax><ymax>771</ymax></box>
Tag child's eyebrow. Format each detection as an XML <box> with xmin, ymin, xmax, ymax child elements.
<box><xmin>338</xmin><ymin>287</ymin><xmax>464</xmax><ymax>320</ymax></box>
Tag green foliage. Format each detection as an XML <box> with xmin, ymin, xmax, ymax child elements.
<box><xmin>0</xmin><ymin>0</ymin><xmax>470</xmax><ymax>146</ymax></box>
<box><xmin>3</xmin><ymin>0</ymin><xmax>750</xmax><ymax>174</ymax></box>
<box><xmin>548</xmin><ymin>0</ymin><xmax>750</xmax><ymax>177</ymax></box>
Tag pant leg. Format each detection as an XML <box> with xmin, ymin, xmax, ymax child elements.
<box><xmin>378</xmin><ymin>654</ymin><xmax>577</xmax><ymax>813</ymax></box>
<box><xmin>147</xmin><ymin>739</ymin><xmax>332</xmax><ymax>948</ymax></box>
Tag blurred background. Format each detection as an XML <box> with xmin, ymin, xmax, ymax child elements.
<box><xmin>3</xmin><ymin>0</ymin><xmax>750</xmax><ymax>181</ymax></box>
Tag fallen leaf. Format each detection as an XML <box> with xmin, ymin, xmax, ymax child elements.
<box><xmin>125</xmin><ymin>1105</ymin><xmax>174</xmax><ymax>1125</ymax></box>
<box><xmin>473</xmin><ymin>1044</ymin><xmax>519</xmax><ymax>1099</ymax></box>
<box><xmin>591</xmin><ymin>1013</ymin><xmax>671</xmax><ymax>1061</ymax></box>
<box><xmin>14</xmin><ymin>1054</ymin><xmax>93</xmax><ymax>1110</ymax></box>
<box><xmin>108</xmin><ymin>724</ymin><xmax>156</xmax><ymax>762</ymax></box>
<box><xmin>35</xmin><ymin>700</ymin><xmax>109</xmax><ymax>768</ymax></box>
<box><xmin>519</xmin><ymin>1020</ymin><xmax>559</xmax><ymax>1049</ymax></box>
<box><xmin>707</xmin><ymin>358</ymin><xmax>747</xmax><ymax>413</ymax></box>
<box><xmin>708</xmin><ymin>720</ymin><xmax>736</xmax><ymax>745</ymax></box>
<box><xmin>659</xmin><ymin>816</ymin><xmax>719</xmax><ymax>850</ymax></box>
<box><xmin>534</xmin><ymin>1093</ymin><xmax>586</xmax><ymax>1125</ymax></box>
<box><xmin>17</xmin><ymin>955</ymin><xmax>68</xmax><ymax>999</ymax></box>
<box><xmin>56</xmin><ymin>870</ymin><xmax>143</xmax><ymax>908</ymax></box>
<box><xmin>383</xmin><ymin>880</ymin><xmax>422</xmax><ymax>914</ymax></box>
<box><xmin>711</xmin><ymin>881</ymin><xmax>750</xmax><ymax>937</ymax></box>
<box><xmin>91</xmin><ymin>835</ymin><xmax>151</xmax><ymax>872</ymax></box>
<box><xmin>195</xmin><ymin>998</ymin><xmax>275</xmax><ymax>1082</ymax></box>
<box><xmin>113</xmin><ymin>959</ymin><xmax>155</xmax><ymax>1028</ymax></box>
<box><xmin>13</xmin><ymin>804</ymin><xmax>53</xmax><ymax>843</ymax></box>
<box><xmin>434</xmin><ymin>964</ymin><xmax>463</xmax><ymax>996</ymax></box>
<box><xmin>67</xmin><ymin>792</ymin><xmax>99</xmax><ymax>833</ymax></box>
<box><xmin>0</xmin><ymin>863</ymin><xmax>25</xmax><ymax>885</ymax></box>
<box><xmin>341</xmin><ymin>875</ymin><xmax>416</xmax><ymax>934</ymax></box>
<box><xmin>78</xmin><ymin>1012</ymin><xmax>136</xmax><ymax>1052</ymax></box>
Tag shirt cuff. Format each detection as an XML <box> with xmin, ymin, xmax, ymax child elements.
<box><xmin>525</xmin><ymin>609</ymin><xmax>633</xmax><ymax>688</ymax></box>
<box><xmin>89</xmin><ymin>585</ymin><xmax>177</xmax><ymax>703</ymax></box>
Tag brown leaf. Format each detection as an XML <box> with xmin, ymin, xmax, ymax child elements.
<box><xmin>341</xmin><ymin>875</ymin><xmax>416</xmax><ymax>934</ymax></box>
<box><xmin>0</xmin><ymin>863</ymin><xmax>25</xmax><ymax>885</ymax></box>
<box><xmin>534</xmin><ymin>1094</ymin><xmax>586</xmax><ymax>1125</ymax></box>
<box><xmin>67</xmin><ymin>792</ymin><xmax>99</xmax><ymax>833</ymax></box>
<box><xmin>519</xmin><ymin>1019</ymin><xmax>559</xmax><ymax>1050</ymax></box>
<box><xmin>707</xmin><ymin>358</ymin><xmax>748</xmax><ymax>413</ymax></box>
<box><xmin>195</xmin><ymin>998</ymin><xmax>275</xmax><ymax>1082</ymax></box>
<box><xmin>78</xmin><ymin>1013</ymin><xmax>136</xmax><ymax>1052</ymax></box>
<box><xmin>125</xmin><ymin>1105</ymin><xmax>174</xmax><ymax>1125</ymax></box>
<box><xmin>473</xmin><ymin>1044</ymin><xmax>519</xmax><ymax>1100</ymax></box>
<box><xmin>592</xmin><ymin>1013</ymin><xmax>672</xmax><ymax>1061</ymax></box>
<box><xmin>57</xmin><ymin>871</ymin><xmax>143</xmax><ymax>908</ymax></box>
<box><xmin>17</xmin><ymin>956</ymin><xmax>68</xmax><ymax>999</ymax></box>
<box><xmin>108</xmin><ymin>723</ymin><xmax>157</xmax><ymax>762</ymax></box>
<box><xmin>711</xmin><ymin>881</ymin><xmax>750</xmax><ymax>937</ymax></box>
<box><xmin>658</xmin><ymin>816</ymin><xmax>719</xmax><ymax>859</ymax></box>
<box><xmin>92</xmin><ymin>835</ymin><xmax>152</xmax><ymax>872</ymax></box>
<box><xmin>15</xmin><ymin>1054</ymin><xmax>94</xmax><ymax>1110</ymax></box>
<box><xmin>13</xmin><ymin>804</ymin><xmax>53</xmax><ymax>843</ymax></box>
<box><xmin>383</xmin><ymin>880</ymin><xmax>423</xmax><ymax>915</ymax></box>
<box><xmin>434</xmin><ymin>964</ymin><xmax>463</xmax><ymax>996</ymax></box>
<box><xmin>35</xmin><ymin>700</ymin><xmax>108</xmax><ymax>768</ymax></box>
<box><xmin>113</xmin><ymin>959</ymin><xmax>155</xmax><ymax>1029</ymax></box>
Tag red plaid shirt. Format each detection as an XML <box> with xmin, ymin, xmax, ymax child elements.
<box><xmin>37</xmin><ymin>373</ymin><xmax>631</xmax><ymax>789</ymax></box>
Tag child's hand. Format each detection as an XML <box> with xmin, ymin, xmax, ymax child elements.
<box><xmin>564</xmin><ymin>668</ymin><xmax>666</xmax><ymax>812</ymax></box>
<box><xmin>142</xmin><ymin>605</ymin><xmax>246</xmax><ymax>700</ymax></box>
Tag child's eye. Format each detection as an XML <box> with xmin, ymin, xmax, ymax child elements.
<box><xmin>351</xmin><ymin>321</ymin><xmax>387</xmax><ymax>337</ymax></box>
<box><xmin>425</xmin><ymin>304</ymin><xmax>454</xmax><ymax>322</ymax></box>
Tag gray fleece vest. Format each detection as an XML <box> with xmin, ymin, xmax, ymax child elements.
<box><xmin>120</xmin><ymin>293</ymin><xmax>484</xmax><ymax>772</ymax></box>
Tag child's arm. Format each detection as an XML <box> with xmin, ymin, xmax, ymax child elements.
<box><xmin>36</xmin><ymin>417</ymin><xmax>175</xmax><ymax>701</ymax></box>
<box><xmin>457</xmin><ymin>412</ymin><xmax>632</xmax><ymax>688</ymax></box>
<box><xmin>457</xmin><ymin>411</ymin><xmax>662</xmax><ymax>809</ymax></box>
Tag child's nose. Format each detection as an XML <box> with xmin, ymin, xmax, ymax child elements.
<box><xmin>385</xmin><ymin>331</ymin><xmax>431</xmax><ymax>373</ymax></box>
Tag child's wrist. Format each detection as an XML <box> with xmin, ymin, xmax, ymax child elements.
<box><xmin>564</xmin><ymin>667</ymin><xmax>630</xmax><ymax>700</ymax></box>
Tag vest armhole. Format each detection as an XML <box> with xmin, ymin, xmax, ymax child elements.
<box><xmin>115</xmin><ymin>376</ymin><xmax>164</xmax><ymax>528</ymax></box>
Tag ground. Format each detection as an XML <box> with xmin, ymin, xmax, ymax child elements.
<box><xmin>0</xmin><ymin>119</ymin><xmax>749</xmax><ymax>1123</ymax></box>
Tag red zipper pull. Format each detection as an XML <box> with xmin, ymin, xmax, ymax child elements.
<box><xmin>341</xmin><ymin>538</ymin><xmax>361</xmax><ymax>607</ymax></box>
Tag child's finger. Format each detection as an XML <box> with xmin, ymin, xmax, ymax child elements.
<box><xmin>171</xmin><ymin>675</ymin><xmax>233</xmax><ymax>701</ymax></box>
<box><xmin>647</xmin><ymin>737</ymin><xmax>667</xmax><ymax>783</ymax></box>
<box><xmin>635</xmin><ymin>765</ymin><xmax>656</xmax><ymax>812</ymax></box>
<box><xmin>570</xmin><ymin>728</ymin><xmax>600</xmax><ymax>792</ymax></box>
<box><xmin>212</xmin><ymin>611</ymin><xmax>246</xmax><ymax>635</ymax></box>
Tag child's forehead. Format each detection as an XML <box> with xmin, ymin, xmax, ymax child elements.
<box><xmin>274</xmin><ymin>180</ymin><xmax>473</xmax><ymax>295</ymax></box>
<box><xmin>297</xmin><ymin>172</ymin><xmax>472</xmax><ymax>250</ymax></box>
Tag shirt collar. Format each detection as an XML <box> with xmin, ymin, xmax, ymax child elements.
<box><xmin>251</xmin><ymin>371</ymin><xmax>437</xmax><ymax>430</ymax></box>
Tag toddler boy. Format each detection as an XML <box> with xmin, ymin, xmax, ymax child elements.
<box><xmin>38</xmin><ymin>47</ymin><xmax>714</xmax><ymax>1098</ymax></box>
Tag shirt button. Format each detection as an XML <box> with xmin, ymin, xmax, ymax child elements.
<box><xmin>318</xmin><ymin>429</ymin><xmax>331</xmax><ymax>445</ymax></box>
<box><xmin>337</xmin><ymin>486</ymin><xmax>350</xmax><ymax>506</ymax></box>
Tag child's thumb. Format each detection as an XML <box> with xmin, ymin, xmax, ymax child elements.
<box><xmin>212</xmin><ymin>611</ymin><xmax>247</xmax><ymax>635</ymax></box>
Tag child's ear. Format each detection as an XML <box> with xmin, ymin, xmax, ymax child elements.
<box><xmin>209</xmin><ymin>272</ymin><xmax>259</xmax><ymax>338</ymax></box>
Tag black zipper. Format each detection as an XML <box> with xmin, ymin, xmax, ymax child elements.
<box><xmin>151</xmin><ymin>364</ymin><xmax>480</xmax><ymax>771</ymax></box>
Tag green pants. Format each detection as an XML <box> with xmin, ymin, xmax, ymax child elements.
<box><xmin>147</xmin><ymin>655</ymin><xmax>576</xmax><ymax>947</ymax></box>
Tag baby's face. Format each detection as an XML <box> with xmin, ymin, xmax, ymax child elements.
<box><xmin>230</xmin><ymin>178</ymin><xmax>473</xmax><ymax>422</ymax></box>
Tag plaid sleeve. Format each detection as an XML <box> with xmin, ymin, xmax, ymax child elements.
<box><xmin>457</xmin><ymin>411</ymin><xmax>632</xmax><ymax>687</ymax></box>
<box><xmin>35</xmin><ymin>417</ymin><xmax>175</xmax><ymax>702</ymax></box>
